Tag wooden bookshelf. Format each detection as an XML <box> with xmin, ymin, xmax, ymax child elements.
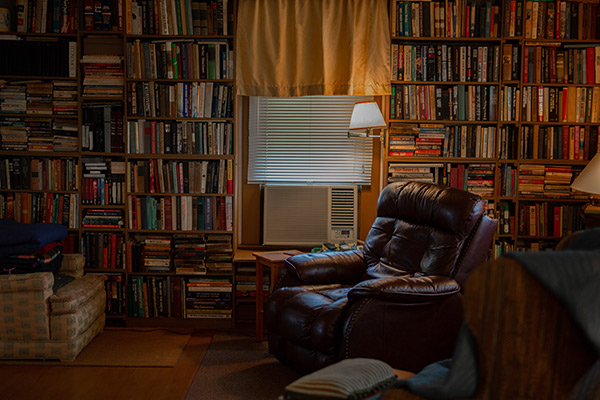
<box><xmin>386</xmin><ymin>0</ymin><xmax>598</xmax><ymax>255</ymax></box>
<box><xmin>0</xmin><ymin>0</ymin><xmax>236</xmax><ymax>328</ymax></box>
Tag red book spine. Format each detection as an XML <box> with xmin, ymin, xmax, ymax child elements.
<box><xmin>562</xmin><ymin>126</ymin><xmax>569</xmax><ymax>159</ymax></box>
<box><xmin>586</xmin><ymin>47</ymin><xmax>595</xmax><ymax>84</ymax></box>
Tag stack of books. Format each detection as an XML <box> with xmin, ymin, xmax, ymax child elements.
<box><xmin>185</xmin><ymin>277</ymin><xmax>232</xmax><ymax>319</ymax></box>
<box><xmin>518</xmin><ymin>164</ymin><xmax>546</xmax><ymax>196</ymax></box>
<box><xmin>466</xmin><ymin>164</ymin><xmax>495</xmax><ymax>197</ymax></box>
<box><xmin>0</xmin><ymin>81</ymin><xmax>26</xmax><ymax>113</ymax></box>
<box><xmin>81</xmin><ymin>54</ymin><xmax>124</xmax><ymax>97</ymax></box>
<box><xmin>25</xmin><ymin>82</ymin><xmax>53</xmax><ymax>115</ymax></box>
<box><xmin>543</xmin><ymin>166</ymin><xmax>573</xmax><ymax>197</ymax></box>
<box><xmin>52</xmin><ymin>119</ymin><xmax>78</xmax><ymax>152</ymax></box>
<box><xmin>82</xmin><ymin>208</ymin><xmax>124</xmax><ymax>228</ymax></box>
<box><xmin>143</xmin><ymin>236</ymin><xmax>172</xmax><ymax>272</ymax></box>
<box><xmin>387</xmin><ymin>163</ymin><xmax>444</xmax><ymax>184</ymax></box>
<box><xmin>204</xmin><ymin>234</ymin><xmax>233</xmax><ymax>274</ymax></box>
<box><xmin>173</xmin><ymin>234</ymin><xmax>207</xmax><ymax>275</ymax></box>
<box><xmin>52</xmin><ymin>81</ymin><xmax>78</xmax><ymax>115</ymax></box>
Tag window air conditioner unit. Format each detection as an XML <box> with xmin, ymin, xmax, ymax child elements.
<box><xmin>263</xmin><ymin>185</ymin><xmax>358</xmax><ymax>246</ymax></box>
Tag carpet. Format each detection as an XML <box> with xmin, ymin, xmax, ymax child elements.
<box><xmin>0</xmin><ymin>328</ymin><xmax>192</xmax><ymax>367</ymax></box>
<box><xmin>186</xmin><ymin>331</ymin><xmax>301</xmax><ymax>400</ymax></box>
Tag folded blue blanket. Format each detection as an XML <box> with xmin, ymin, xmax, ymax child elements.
<box><xmin>0</xmin><ymin>219</ymin><xmax>68</xmax><ymax>257</ymax></box>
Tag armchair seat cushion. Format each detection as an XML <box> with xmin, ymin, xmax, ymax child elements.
<box><xmin>50</xmin><ymin>274</ymin><xmax>106</xmax><ymax>314</ymax></box>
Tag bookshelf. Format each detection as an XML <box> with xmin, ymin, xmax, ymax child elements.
<box><xmin>0</xmin><ymin>0</ymin><xmax>236</xmax><ymax>328</ymax></box>
<box><xmin>387</xmin><ymin>0</ymin><xmax>598</xmax><ymax>255</ymax></box>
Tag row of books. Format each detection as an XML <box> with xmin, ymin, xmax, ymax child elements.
<box><xmin>0</xmin><ymin>80</ymin><xmax>77</xmax><ymax>116</ymax></box>
<box><xmin>390</xmin><ymin>84</ymin><xmax>497</xmax><ymax>121</ymax></box>
<box><xmin>126</xmin><ymin>120</ymin><xmax>233</xmax><ymax>155</ymax></box>
<box><xmin>501</xmin><ymin>43</ymin><xmax>521</xmax><ymax>81</ymax></box>
<box><xmin>127</xmin><ymin>275</ymin><xmax>233</xmax><ymax>319</ymax></box>
<box><xmin>523</xmin><ymin>46</ymin><xmax>600</xmax><ymax>85</ymax></box>
<box><xmin>492</xmin><ymin>240</ymin><xmax>515</xmax><ymax>258</ymax></box>
<box><xmin>102</xmin><ymin>273</ymin><xmax>125</xmax><ymax>315</ymax></box>
<box><xmin>392</xmin><ymin>1</ymin><xmax>502</xmax><ymax>38</ymax></box>
<box><xmin>81</xmin><ymin>104</ymin><xmax>125</xmax><ymax>153</ymax></box>
<box><xmin>128</xmin><ymin>159</ymin><xmax>233</xmax><ymax>195</ymax></box>
<box><xmin>518</xmin><ymin>202</ymin><xmax>584</xmax><ymax>237</ymax></box>
<box><xmin>498</xmin><ymin>165</ymin><xmax>516</xmax><ymax>197</ymax></box>
<box><xmin>518</xmin><ymin>164</ymin><xmax>578</xmax><ymax>198</ymax></box>
<box><xmin>524</xmin><ymin>0</ymin><xmax>600</xmax><ymax>40</ymax></box>
<box><xmin>0</xmin><ymin>192</ymin><xmax>79</xmax><ymax>228</ymax></box>
<box><xmin>128</xmin><ymin>0</ymin><xmax>232</xmax><ymax>36</ymax></box>
<box><xmin>235</xmin><ymin>265</ymin><xmax>269</xmax><ymax>298</ymax></box>
<box><xmin>82</xmin><ymin>208</ymin><xmax>124</xmax><ymax>228</ymax></box>
<box><xmin>498</xmin><ymin>126</ymin><xmax>518</xmax><ymax>160</ymax></box>
<box><xmin>81</xmin><ymin>54</ymin><xmax>125</xmax><ymax>98</ymax></box>
<box><xmin>520</xmin><ymin>125</ymin><xmax>600</xmax><ymax>161</ymax></box>
<box><xmin>387</xmin><ymin>123</ymin><xmax>497</xmax><ymax>159</ymax></box>
<box><xmin>387</xmin><ymin>162</ymin><xmax>444</xmax><ymax>185</ymax></box>
<box><xmin>82</xmin><ymin>232</ymin><xmax>125</xmax><ymax>270</ymax></box>
<box><xmin>127</xmin><ymin>233</ymin><xmax>232</xmax><ymax>274</ymax></box>
<box><xmin>81</xmin><ymin>0</ymin><xmax>123</xmax><ymax>31</ymax></box>
<box><xmin>520</xmin><ymin>86</ymin><xmax>600</xmax><ymax>124</ymax></box>
<box><xmin>128</xmin><ymin>275</ymin><xmax>179</xmax><ymax>318</ymax></box>
<box><xmin>448</xmin><ymin>163</ymin><xmax>495</xmax><ymax>197</ymax></box>
<box><xmin>15</xmin><ymin>0</ymin><xmax>76</xmax><ymax>33</ymax></box>
<box><xmin>0</xmin><ymin>38</ymin><xmax>76</xmax><ymax>77</ymax></box>
<box><xmin>0</xmin><ymin>119</ymin><xmax>77</xmax><ymax>152</ymax></box>
<box><xmin>128</xmin><ymin>195</ymin><xmax>233</xmax><ymax>231</ymax></box>
<box><xmin>127</xmin><ymin>81</ymin><xmax>233</xmax><ymax>118</ymax></box>
<box><xmin>0</xmin><ymin>157</ymin><xmax>78</xmax><ymax>191</ymax></box>
<box><xmin>82</xmin><ymin>158</ymin><xmax>126</xmax><ymax>205</ymax></box>
<box><xmin>127</xmin><ymin>39</ymin><xmax>232</xmax><ymax>80</ymax></box>
<box><xmin>391</xmin><ymin>44</ymin><xmax>502</xmax><ymax>83</ymax></box>
<box><xmin>496</xmin><ymin>202</ymin><xmax>514</xmax><ymax>235</ymax></box>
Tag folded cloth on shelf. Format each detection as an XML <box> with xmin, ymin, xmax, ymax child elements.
<box><xmin>0</xmin><ymin>219</ymin><xmax>68</xmax><ymax>257</ymax></box>
<box><xmin>0</xmin><ymin>242</ymin><xmax>64</xmax><ymax>275</ymax></box>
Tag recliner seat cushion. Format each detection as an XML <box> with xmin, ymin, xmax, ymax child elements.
<box><xmin>266</xmin><ymin>284</ymin><xmax>350</xmax><ymax>354</ymax></box>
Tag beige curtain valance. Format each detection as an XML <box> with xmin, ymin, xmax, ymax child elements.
<box><xmin>236</xmin><ymin>0</ymin><xmax>391</xmax><ymax>97</ymax></box>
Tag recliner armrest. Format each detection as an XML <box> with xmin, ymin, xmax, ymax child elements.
<box><xmin>282</xmin><ymin>250</ymin><xmax>367</xmax><ymax>286</ymax></box>
<box><xmin>348</xmin><ymin>274</ymin><xmax>461</xmax><ymax>303</ymax></box>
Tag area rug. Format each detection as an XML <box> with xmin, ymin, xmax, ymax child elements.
<box><xmin>186</xmin><ymin>331</ymin><xmax>301</xmax><ymax>400</ymax></box>
<box><xmin>0</xmin><ymin>328</ymin><xmax>192</xmax><ymax>367</ymax></box>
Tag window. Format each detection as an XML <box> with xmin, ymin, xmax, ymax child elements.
<box><xmin>248</xmin><ymin>96</ymin><xmax>374</xmax><ymax>185</ymax></box>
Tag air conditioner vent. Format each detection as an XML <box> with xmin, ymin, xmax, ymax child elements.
<box><xmin>330</xmin><ymin>187</ymin><xmax>357</xmax><ymax>228</ymax></box>
<box><xmin>263</xmin><ymin>185</ymin><xmax>358</xmax><ymax>246</ymax></box>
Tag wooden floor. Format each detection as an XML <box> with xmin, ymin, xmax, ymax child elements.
<box><xmin>0</xmin><ymin>330</ymin><xmax>213</xmax><ymax>400</ymax></box>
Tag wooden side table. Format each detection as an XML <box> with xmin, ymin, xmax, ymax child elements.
<box><xmin>253</xmin><ymin>250</ymin><xmax>301</xmax><ymax>342</ymax></box>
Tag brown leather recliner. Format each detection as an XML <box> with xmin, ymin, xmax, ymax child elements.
<box><xmin>265</xmin><ymin>181</ymin><xmax>497</xmax><ymax>374</ymax></box>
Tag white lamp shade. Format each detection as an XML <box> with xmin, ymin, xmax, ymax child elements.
<box><xmin>349</xmin><ymin>101</ymin><xmax>386</xmax><ymax>130</ymax></box>
<box><xmin>571</xmin><ymin>153</ymin><xmax>600</xmax><ymax>195</ymax></box>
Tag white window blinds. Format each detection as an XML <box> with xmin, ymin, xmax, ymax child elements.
<box><xmin>248</xmin><ymin>96</ymin><xmax>374</xmax><ymax>185</ymax></box>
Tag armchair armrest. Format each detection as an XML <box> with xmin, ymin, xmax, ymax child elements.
<box><xmin>282</xmin><ymin>250</ymin><xmax>367</xmax><ymax>286</ymax></box>
<box><xmin>348</xmin><ymin>274</ymin><xmax>461</xmax><ymax>303</ymax></box>
<box><xmin>58</xmin><ymin>254</ymin><xmax>85</xmax><ymax>278</ymax></box>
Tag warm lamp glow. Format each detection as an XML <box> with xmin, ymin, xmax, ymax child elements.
<box><xmin>347</xmin><ymin>101</ymin><xmax>386</xmax><ymax>142</ymax></box>
<box><xmin>571</xmin><ymin>153</ymin><xmax>600</xmax><ymax>196</ymax></box>
<box><xmin>349</xmin><ymin>101</ymin><xmax>386</xmax><ymax>130</ymax></box>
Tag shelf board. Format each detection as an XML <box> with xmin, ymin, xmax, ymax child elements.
<box><xmin>389</xmin><ymin>119</ymin><xmax>498</xmax><ymax>124</ymax></box>
<box><xmin>127</xmin><ymin>78</ymin><xmax>234</xmax><ymax>83</ymax></box>
<box><xmin>126</xmin><ymin>153</ymin><xmax>234</xmax><ymax>159</ymax></box>
<box><xmin>0</xmin><ymin>112</ymin><xmax>78</xmax><ymax>119</ymax></box>
<box><xmin>128</xmin><ymin>192</ymin><xmax>233</xmax><ymax>196</ymax></box>
<box><xmin>125</xmin><ymin>116</ymin><xmax>234</xmax><ymax>122</ymax></box>
<box><xmin>125</xmin><ymin>34</ymin><xmax>234</xmax><ymax>40</ymax></box>
<box><xmin>391</xmin><ymin>36</ymin><xmax>502</xmax><ymax>42</ymax></box>
<box><xmin>391</xmin><ymin>80</ymin><xmax>499</xmax><ymax>85</ymax></box>
<box><xmin>0</xmin><ymin>188</ymin><xmax>78</xmax><ymax>194</ymax></box>
<box><xmin>520</xmin><ymin>121</ymin><xmax>600</xmax><ymax>126</ymax></box>
<box><xmin>0</xmin><ymin>150</ymin><xmax>79</xmax><ymax>157</ymax></box>
<box><xmin>0</xmin><ymin>75</ymin><xmax>76</xmax><ymax>80</ymax></box>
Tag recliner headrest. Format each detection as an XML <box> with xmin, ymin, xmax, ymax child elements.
<box><xmin>376</xmin><ymin>181</ymin><xmax>485</xmax><ymax>237</ymax></box>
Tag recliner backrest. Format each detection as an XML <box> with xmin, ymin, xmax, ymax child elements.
<box><xmin>363</xmin><ymin>181</ymin><xmax>486</xmax><ymax>278</ymax></box>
